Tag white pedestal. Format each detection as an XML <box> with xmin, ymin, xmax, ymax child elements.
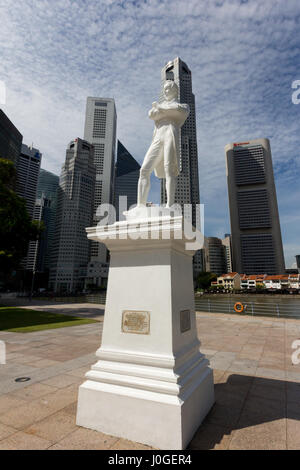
<box><xmin>76</xmin><ymin>214</ymin><xmax>214</xmax><ymax>450</ymax></box>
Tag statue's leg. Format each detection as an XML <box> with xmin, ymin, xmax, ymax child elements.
<box><xmin>164</xmin><ymin>138</ymin><xmax>176</xmax><ymax>208</ymax></box>
<box><xmin>165</xmin><ymin>175</ymin><xmax>176</xmax><ymax>208</ymax></box>
<box><xmin>138</xmin><ymin>139</ymin><xmax>162</xmax><ymax>206</ymax></box>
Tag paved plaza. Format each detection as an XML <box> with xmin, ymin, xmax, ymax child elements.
<box><xmin>0</xmin><ymin>304</ymin><xmax>300</xmax><ymax>450</ymax></box>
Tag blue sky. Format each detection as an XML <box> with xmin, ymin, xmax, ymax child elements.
<box><xmin>1</xmin><ymin>0</ymin><xmax>299</xmax><ymax>267</ymax></box>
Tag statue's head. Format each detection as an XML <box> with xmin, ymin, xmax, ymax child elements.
<box><xmin>163</xmin><ymin>80</ymin><xmax>178</xmax><ymax>101</ymax></box>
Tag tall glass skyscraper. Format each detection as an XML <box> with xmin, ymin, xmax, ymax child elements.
<box><xmin>26</xmin><ymin>169</ymin><xmax>59</xmax><ymax>275</ymax></box>
<box><xmin>114</xmin><ymin>140</ymin><xmax>140</xmax><ymax>221</ymax></box>
<box><xmin>36</xmin><ymin>169</ymin><xmax>59</xmax><ymax>270</ymax></box>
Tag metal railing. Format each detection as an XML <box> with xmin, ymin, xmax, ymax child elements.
<box><xmin>194</xmin><ymin>298</ymin><xmax>300</xmax><ymax>319</ymax></box>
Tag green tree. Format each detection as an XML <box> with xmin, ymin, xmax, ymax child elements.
<box><xmin>195</xmin><ymin>272</ymin><xmax>218</xmax><ymax>290</ymax></box>
<box><xmin>0</xmin><ymin>159</ymin><xmax>43</xmax><ymax>276</ymax></box>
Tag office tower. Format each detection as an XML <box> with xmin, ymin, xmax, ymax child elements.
<box><xmin>36</xmin><ymin>169</ymin><xmax>59</xmax><ymax>271</ymax></box>
<box><xmin>160</xmin><ymin>58</ymin><xmax>202</xmax><ymax>274</ymax></box>
<box><xmin>222</xmin><ymin>234</ymin><xmax>233</xmax><ymax>273</ymax></box>
<box><xmin>203</xmin><ymin>237</ymin><xmax>227</xmax><ymax>275</ymax></box>
<box><xmin>0</xmin><ymin>109</ymin><xmax>23</xmax><ymax>166</ymax></box>
<box><xmin>114</xmin><ymin>140</ymin><xmax>140</xmax><ymax>221</ymax></box>
<box><xmin>49</xmin><ymin>139</ymin><xmax>95</xmax><ymax>293</ymax></box>
<box><xmin>26</xmin><ymin>195</ymin><xmax>51</xmax><ymax>273</ymax></box>
<box><xmin>225</xmin><ymin>138</ymin><xmax>285</xmax><ymax>275</ymax></box>
<box><xmin>26</xmin><ymin>169</ymin><xmax>59</xmax><ymax>281</ymax></box>
<box><xmin>83</xmin><ymin>97</ymin><xmax>117</xmax><ymax>287</ymax></box>
<box><xmin>16</xmin><ymin>144</ymin><xmax>42</xmax><ymax>219</ymax></box>
<box><xmin>296</xmin><ymin>255</ymin><xmax>300</xmax><ymax>274</ymax></box>
<box><xmin>84</xmin><ymin>97</ymin><xmax>116</xmax><ymax>259</ymax></box>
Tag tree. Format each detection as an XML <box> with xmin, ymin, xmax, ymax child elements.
<box><xmin>0</xmin><ymin>159</ymin><xmax>43</xmax><ymax>277</ymax></box>
<box><xmin>195</xmin><ymin>272</ymin><xmax>218</xmax><ymax>290</ymax></box>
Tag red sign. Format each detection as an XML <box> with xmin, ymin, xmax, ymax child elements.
<box><xmin>233</xmin><ymin>142</ymin><xmax>249</xmax><ymax>147</ymax></box>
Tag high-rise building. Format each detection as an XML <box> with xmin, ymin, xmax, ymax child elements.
<box><xmin>160</xmin><ymin>58</ymin><xmax>202</xmax><ymax>274</ymax></box>
<box><xmin>26</xmin><ymin>195</ymin><xmax>51</xmax><ymax>273</ymax></box>
<box><xmin>16</xmin><ymin>144</ymin><xmax>42</xmax><ymax>219</ymax></box>
<box><xmin>114</xmin><ymin>140</ymin><xmax>140</xmax><ymax>221</ymax></box>
<box><xmin>36</xmin><ymin>169</ymin><xmax>59</xmax><ymax>271</ymax></box>
<box><xmin>225</xmin><ymin>138</ymin><xmax>285</xmax><ymax>275</ymax></box>
<box><xmin>49</xmin><ymin>138</ymin><xmax>95</xmax><ymax>293</ymax></box>
<box><xmin>203</xmin><ymin>234</ymin><xmax>232</xmax><ymax>275</ymax></box>
<box><xmin>25</xmin><ymin>169</ymin><xmax>59</xmax><ymax>278</ymax></box>
<box><xmin>222</xmin><ymin>234</ymin><xmax>233</xmax><ymax>274</ymax></box>
<box><xmin>203</xmin><ymin>237</ymin><xmax>227</xmax><ymax>275</ymax></box>
<box><xmin>83</xmin><ymin>97</ymin><xmax>117</xmax><ymax>287</ymax></box>
<box><xmin>0</xmin><ymin>109</ymin><xmax>23</xmax><ymax>166</ymax></box>
<box><xmin>296</xmin><ymin>255</ymin><xmax>300</xmax><ymax>274</ymax></box>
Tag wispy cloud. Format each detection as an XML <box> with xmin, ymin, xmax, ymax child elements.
<box><xmin>1</xmin><ymin>0</ymin><xmax>299</xmax><ymax>266</ymax></box>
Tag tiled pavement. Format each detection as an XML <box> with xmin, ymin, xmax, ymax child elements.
<box><xmin>0</xmin><ymin>305</ymin><xmax>300</xmax><ymax>450</ymax></box>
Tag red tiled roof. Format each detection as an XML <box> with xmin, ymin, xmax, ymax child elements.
<box><xmin>265</xmin><ymin>275</ymin><xmax>289</xmax><ymax>280</ymax></box>
<box><xmin>220</xmin><ymin>272</ymin><xmax>238</xmax><ymax>278</ymax></box>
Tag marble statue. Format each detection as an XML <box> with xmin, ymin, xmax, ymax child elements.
<box><xmin>137</xmin><ymin>80</ymin><xmax>190</xmax><ymax>208</ymax></box>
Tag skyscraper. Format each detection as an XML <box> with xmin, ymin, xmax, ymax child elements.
<box><xmin>36</xmin><ymin>169</ymin><xmax>59</xmax><ymax>271</ymax></box>
<box><xmin>83</xmin><ymin>97</ymin><xmax>117</xmax><ymax>288</ymax></box>
<box><xmin>49</xmin><ymin>139</ymin><xmax>95</xmax><ymax>293</ymax></box>
<box><xmin>26</xmin><ymin>195</ymin><xmax>51</xmax><ymax>273</ymax></box>
<box><xmin>84</xmin><ymin>98</ymin><xmax>116</xmax><ymax>257</ymax></box>
<box><xmin>16</xmin><ymin>144</ymin><xmax>42</xmax><ymax>219</ymax></box>
<box><xmin>225</xmin><ymin>138</ymin><xmax>285</xmax><ymax>274</ymax></box>
<box><xmin>203</xmin><ymin>237</ymin><xmax>227</xmax><ymax>275</ymax></box>
<box><xmin>296</xmin><ymin>255</ymin><xmax>300</xmax><ymax>274</ymax></box>
<box><xmin>222</xmin><ymin>234</ymin><xmax>233</xmax><ymax>273</ymax></box>
<box><xmin>0</xmin><ymin>109</ymin><xmax>23</xmax><ymax>166</ymax></box>
<box><xmin>25</xmin><ymin>169</ymin><xmax>59</xmax><ymax>279</ymax></box>
<box><xmin>114</xmin><ymin>140</ymin><xmax>140</xmax><ymax>221</ymax></box>
<box><xmin>160</xmin><ymin>58</ymin><xmax>202</xmax><ymax>273</ymax></box>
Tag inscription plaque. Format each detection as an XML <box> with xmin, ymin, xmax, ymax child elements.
<box><xmin>180</xmin><ymin>310</ymin><xmax>191</xmax><ymax>333</ymax></box>
<box><xmin>122</xmin><ymin>310</ymin><xmax>150</xmax><ymax>335</ymax></box>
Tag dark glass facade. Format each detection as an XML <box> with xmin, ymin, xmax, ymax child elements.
<box><xmin>114</xmin><ymin>140</ymin><xmax>140</xmax><ymax>221</ymax></box>
<box><xmin>0</xmin><ymin>109</ymin><xmax>22</xmax><ymax>166</ymax></box>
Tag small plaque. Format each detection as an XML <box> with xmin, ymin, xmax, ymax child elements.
<box><xmin>180</xmin><ymin>310</ymin><xmax>191</xmax><ymax>333</ymax></box>
<box><xmin>122</xmin><ymin>310</ymin><xmax>150</xmax><ymax>335</ymax></box>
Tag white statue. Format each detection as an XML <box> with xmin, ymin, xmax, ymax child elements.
<box><xmin>137</xmin><ymin>80</ymin><xmax>190</xmax><ymax>208</ymax></box>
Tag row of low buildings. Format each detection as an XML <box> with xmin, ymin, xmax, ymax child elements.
<box><xmin>211</xmin><ymin>273</ymin><xmax>300</xmax><ymax>291</ymax></box>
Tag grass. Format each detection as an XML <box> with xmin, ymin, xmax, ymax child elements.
<box><xmin>0</xmin><ymin>307</ymin><xmax>98</xmax><ymax>333</ymax></box>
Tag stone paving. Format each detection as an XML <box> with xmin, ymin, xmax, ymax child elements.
<box><xmin>0</xmin><ymin>304</ymin><xmax>300</xmax><ymax>450</ymax></box>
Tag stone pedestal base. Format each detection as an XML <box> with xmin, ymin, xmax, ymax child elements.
<box><xmin>76</xmin><ymin>214</ymin><xmax>214</xmax><ymax>449</ymax></box>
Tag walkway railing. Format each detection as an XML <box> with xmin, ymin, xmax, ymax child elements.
<box><xmin>194</xmin><ymin>298</ymin><xmax>300</xmax><ymax>319</ymax></box>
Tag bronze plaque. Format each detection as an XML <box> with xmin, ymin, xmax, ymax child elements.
<box><xmin>122</xmin><ymin>310</ymin><xmax>150</xmax><ymax>335</ymax></box>
<box><xmin>180</xmin><ymin>310</ymin><xmax>191</xmax><ymax>333</ymax></box>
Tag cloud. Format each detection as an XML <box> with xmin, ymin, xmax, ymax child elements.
<box><xmin>0</xmin><ymin>0</ymin><xmax>299</xmax><ymax>267</ymax></box>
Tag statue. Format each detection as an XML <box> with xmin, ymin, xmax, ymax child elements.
<box><xmin>137</xmin><ymin>80</ymin><xmax>190</xmax><ymax>208</ymax></box>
